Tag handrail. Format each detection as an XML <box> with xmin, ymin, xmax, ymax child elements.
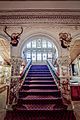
<box><xmin>47</xmin><ymin>60</ymin><xmax>60</xmax><ymax>86</ymax></box>
<box><xmin>19</xmin><ymin>60</ymin><xmax>32</xmax><ymax>91</ymax></box>
<box><xmin>20</xmin><ymin>60</ymin><xmax>32</xmax><ymax>80</ymax></box>
<box><xmin>47</xmin><ymin>60</ymin><xmax>73</xmax><ymax>107</ymax></box>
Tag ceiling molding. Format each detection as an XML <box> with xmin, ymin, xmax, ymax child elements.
<box><xmin>0</xmin><ymin>9</ymin><xmax>80</xmax><ymax>25</ymax></box>
<box><xmin>0</xmin><ymin>9</ymin><xmax>80</xmax><ymax>12</ymax></box>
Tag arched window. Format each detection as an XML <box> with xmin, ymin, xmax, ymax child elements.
<box><xmin>22</xmin><ymin>36</ymin><xmax>58</xmax><ymax>62</ymax></box>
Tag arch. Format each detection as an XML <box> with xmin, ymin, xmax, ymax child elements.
<box><xmin>72</xmin><ymin>33</ymin><xmax>80</xmax><ymax>44</ymax></box>
<box><xmin>0</xmin><ymin>33</ymin><xmax>10</xmax><ymax>41</ymax></box>
<box><xmin>18</xmin><ymin>32</ymin><xmax>61</xmax><ymax>58</ymax></box>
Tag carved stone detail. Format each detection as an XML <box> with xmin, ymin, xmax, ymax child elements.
<box><xmin>0</xmin><ymin>9</ymin><xmax>80</xmax><ymax>25</ymax></box>
<box><xmin>58</xmin><ymin>56</ymin><xmax>71</xmax><ymax>66</ymax></box>
<box><xmin>10</xmin><ymin>56</ymin><xmax>22</xmax><ymax>76</ymax></box>
<box><xmin>7</xmin><ymin>56</ymin><xmax>22</xmax><ymax>107</ymax></box>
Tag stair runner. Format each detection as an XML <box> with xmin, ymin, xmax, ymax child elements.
<box><xmin>5</xmin><ymin>65</ymin><xmax>76</xmax><ymax>120</ymax></box>
<box><xmin>14</xmin><ymin>65</ymin><xmax>67</xmax><ymax>111</ymax></box>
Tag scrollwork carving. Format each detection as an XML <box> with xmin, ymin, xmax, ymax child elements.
<box><xmin>59</xmin><ymin>33</ymin><xmax>72</xmax><ymax>48</ymax></box>
<box><xmin>0</xmin><ymin>9</ymin><xmax>80</xmax><ymax>25</ymax></box>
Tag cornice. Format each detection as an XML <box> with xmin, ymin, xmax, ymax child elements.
<box><xmin>0</xmin><ymin>14</ymin><xmax>80</xmax><ymax>19</ymax></box>
<box><xmin>0</xmin><ymin>9</ymin><xmax>80</xmax><ymax>15</ymax></box>
<box><xmin>0</xmin><ymin>9</ymin><xmax>80</xmax><ymax>12</ymax></box>
<box><xmin>0</xmin><ymin>9</ymin><xmax>80</xmax><ymax>25</ymax></box>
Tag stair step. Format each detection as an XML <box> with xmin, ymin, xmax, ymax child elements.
<box><xmin>25</xmin><ymin>77</ymin><xmax>53</xmax><ymax>80</ymax></box>
<box><xmin>27</xmin><ymin>74</ymin><xmax>52</xmax><ymax>77</ymax></box>
<box><xmin>30</xmin><ymin>69</ymin><xmax>49</xmax><ymax>71</ymax></box>
<box><xmin>29</xmin><ymin>69</ymin><xmax>50</xmax><ymax>71</ymax></box>
<box><xmin>24</xmin><ymin>81</ymin><xmax>55</xmax><ymax>85</ymax></box>
<box><xmin>30</xmin><ymin>66</ymin><xmax>49</xmax><ymax>69</ymax></box>
<box><xmin>28</xmin><ymin>71</ymin><xmax>51</xmax><ymax>74</ymax></box>
<box><xmin>22</xmin><ymin>84</ymin><xmax>58</xmax><ymax>90</ymax></box>
<box><xmin>23</xmin><ymin>89</ymin><xmax>60</xmax><ymax>93</ymax></box>
<box><xmin>19</xmin><ymin>95</ymin><xmax>62</xmax><ymax>100</ymax></box>
<box><xmin>18</xmin><ymin>95</ymin><xmax>62</xmax><ymax>104</ymax></box>
<box><xmin>15</xmin><ymin>103</ymin><xmax>66</xmax><ymax>111</ymax></box>
<box><xmin>19</xmin><ymin>89</ymin><xmax>61</xmax><ymax>97</ymax></box>
<box><xmin>30</xmin><ymin>68</ymin><xmax>49</xmax><ymax>70</ymax></box>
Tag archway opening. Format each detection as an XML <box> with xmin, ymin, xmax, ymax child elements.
<box><xmin>21</xmin><ymin>35</ymin><xmax>58</xmax><ymax>64</ymax></box>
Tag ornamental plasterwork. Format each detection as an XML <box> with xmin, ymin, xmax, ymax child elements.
<box><xmin>58</xmin><ymin>56</ymin><xmax>71</xmax><ymax>66</ymax></box>
<box><xmin>0</xmin><ymin>9</ymin><xmax>80</xmax><ymax>25</ymax></box>
<box><xmin>10</xmin><ymin>56</ymin><xmax>22</xmax><ymax>65</ymax></box>
<box><xmin>0</xmin><ymin>9</ymin><xmax>80</xmax><ymax>16</ymax></box>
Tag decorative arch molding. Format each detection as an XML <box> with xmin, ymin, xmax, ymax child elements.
<box><xmin>0</xmin><ymin>33</ymin><xmax>10</xmax><ymax>41</ymax></box>
<box><xmin>72</xmin><ymin>33</ymin><xmax>80</xmax><ymax>42</ymax></box>
<box><xmin>18</xmin><ymin>32</ymin><xmax>61</xmax><ymax>58</ymax></box>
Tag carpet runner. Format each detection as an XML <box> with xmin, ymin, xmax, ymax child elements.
<box><xmin>4</xmin><ymin>65</ymin><xmax>76</xmax><ymax>120</ymax></box>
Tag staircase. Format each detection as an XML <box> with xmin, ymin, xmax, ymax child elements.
<box><xmin>5</xmin><ymin>65</ymin><xmax>76</xmax><ymax>120</ymax></box>
<box><xmin>14</xmin><ymin>65</ymin><xmax>67</xmax><ymax>111</ymax></box>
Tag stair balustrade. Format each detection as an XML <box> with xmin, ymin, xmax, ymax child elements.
<box><xmin>6</xmin><ymin>60</ymin><xmax>32</xmax><ymax>110</ymax></box>
<box><xmin>47</xmin><ymin>60</ymin><xmax>73</xmax><ymax>109</ymax></box>
<box><xmin>47</xmin><ymin>60</ymin><xmax>60</xmax><ymax>87</ymax></box>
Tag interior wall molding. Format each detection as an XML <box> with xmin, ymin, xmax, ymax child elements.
<box><xmin>0</xmin><ymin>9</ymin><xmax>80</xmax><ymax>12</ymax></box>
<box><xmin>0</xmin><ymin>9</ymin><xmax>80</xmax><ymax>25</ymax></box>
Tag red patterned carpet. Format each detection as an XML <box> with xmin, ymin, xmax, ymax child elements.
<box><xmin>4</xmin><ymin>110</ymin><xmax>76</xmax><ymax>120</ymax></box>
